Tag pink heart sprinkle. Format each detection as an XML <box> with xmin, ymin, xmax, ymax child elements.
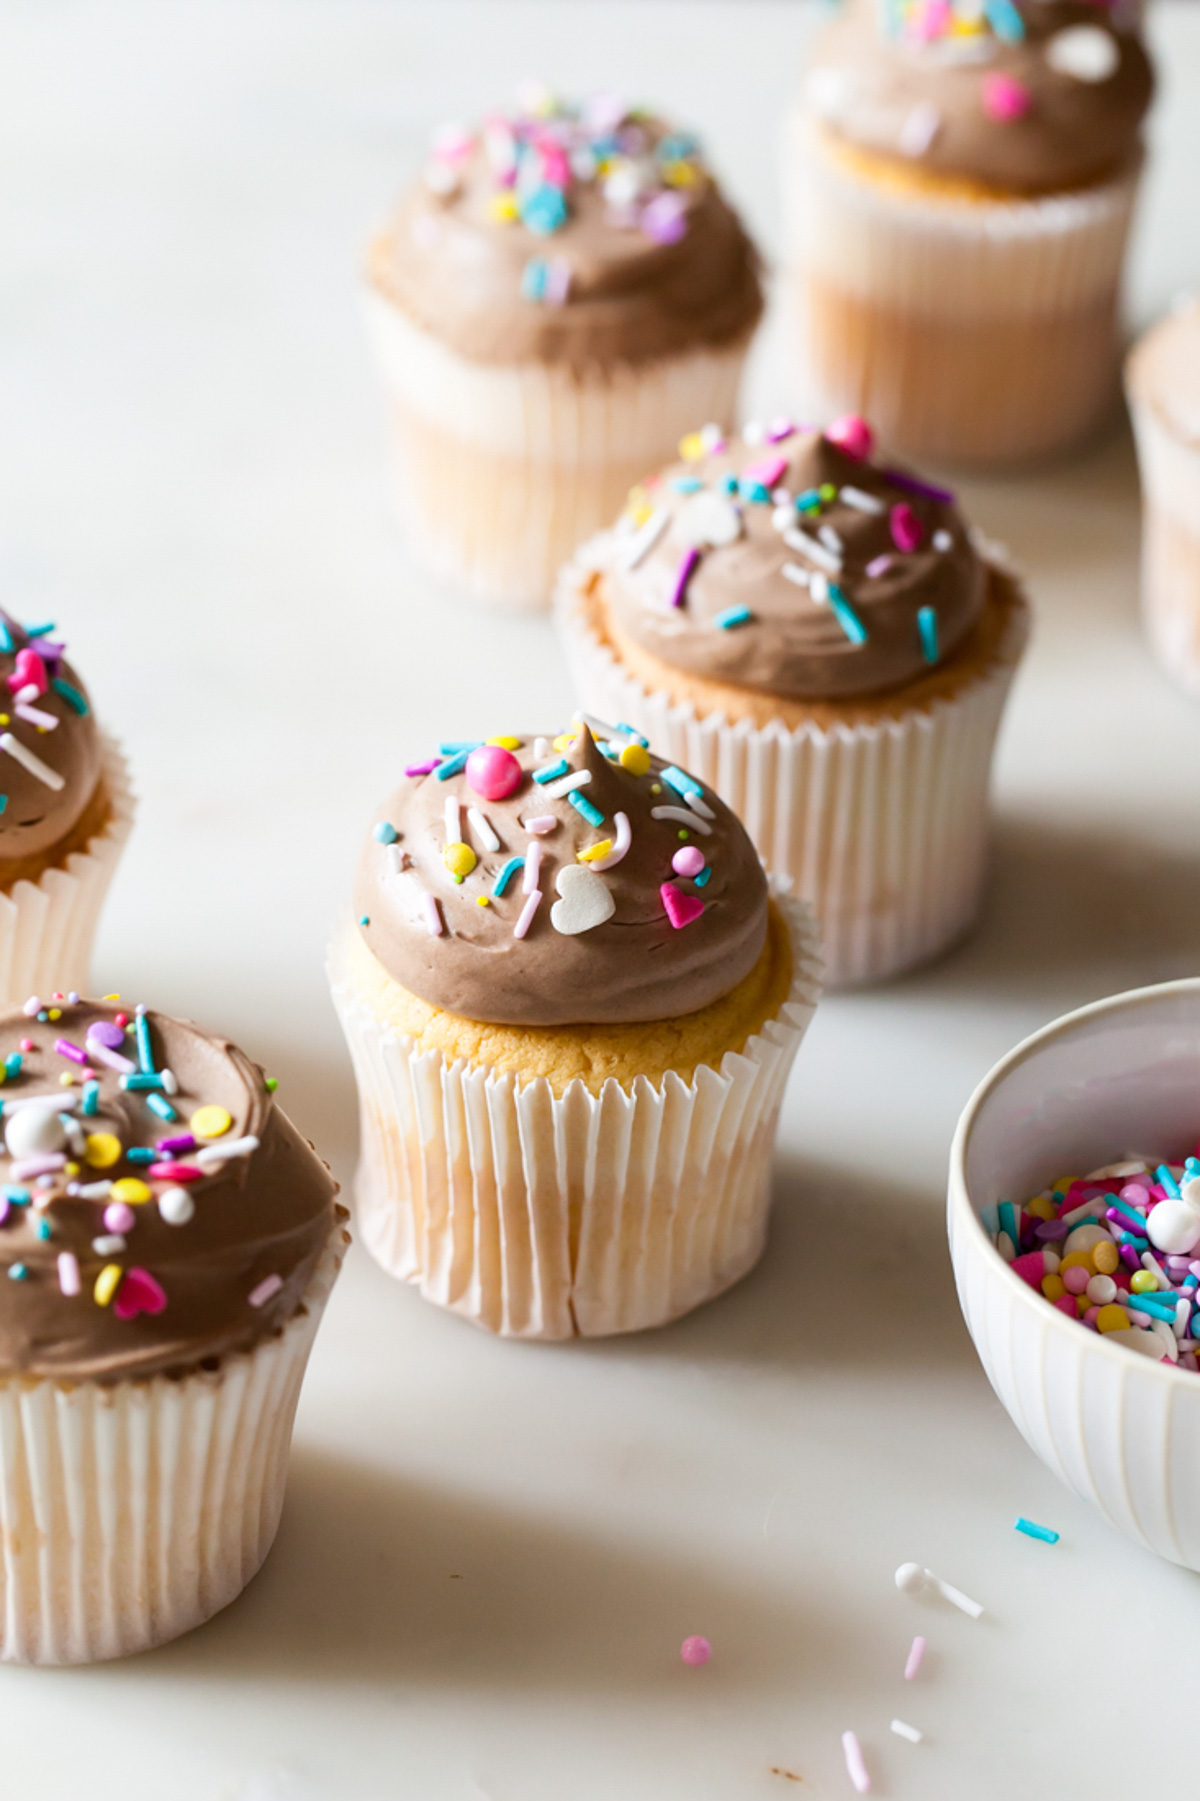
<box><xmin>743</xmin><ymin>456</ymin><xmax>789</xmax><ymax>490</ymax></box>
<box><xmin>890</xmin><ymin>503</ymin><xmax>924</xmax><ymax>553</ymax></box>
<box><xmin>824</xmin><ymin>415</ymin><xmax>875</xmax><ymax>462</ymax></box>
<box><xmin>113</xmin><ymin>1266</ymin><xmax>167</xmax><ymax>1322</ymax></box>
<box><xmin>661</xmin><ymin>881</ymin><xmax>705</xmax><ymax>930</ymax></box>
<box><xmin>982</xmin><ymin>73</ymin><xmax>1032</xmax><ymax>124</ymax></box>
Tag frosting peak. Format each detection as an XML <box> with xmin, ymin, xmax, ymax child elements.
<box><xmin>355</xmin><ymin>726</ymin><xmax>768</xmax><ymax>1026</ymax></box>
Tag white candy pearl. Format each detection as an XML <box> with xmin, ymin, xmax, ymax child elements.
<box><xmin>5</xmin><ymin>1103</ymin><xmax>66</xmax><ymax>1160</ymax></box>
<box><xmin>158</xmin><ymin>1186</ymin><xmax>195</xmax><ymax>1226</ymax></box>
<box><xmin>1146</xmin><ymin>1197</ymin><xmax>1200</xmax><ymax>1256</ymax></box>
<box><xmin>1086</xmin><ymin>1274</ymin><xmax>1117</xmax><ymax>1306</ymax></box>
<box><xmin>1045</xmin><ymin>24</ymin><xmax>1120</xmax><ymax>83</ymax></box>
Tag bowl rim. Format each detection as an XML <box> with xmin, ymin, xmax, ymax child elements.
<box><xmin>948</xmin><ymin>973</ymin><xmax>1200</xmax><ymax>1389</ymax></box>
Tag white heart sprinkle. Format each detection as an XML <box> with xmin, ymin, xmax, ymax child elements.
<box><xmin>673</xmin><ymin>492</ymin><xmax>742</xmax><ymax>550</ymax></box>
<box><xmin>550</xmin><ymin>864</ymin><xmax>615</xmax><ymax>936</ymax></box>
<box><xmin>1045</xmin><ymin>24</ymin><xmax>1119</xmax><ymax>82</ymax></box>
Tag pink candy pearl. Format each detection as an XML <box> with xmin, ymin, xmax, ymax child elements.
<box><xmin>103</xmin><ymin>1202</ymin><xmax>136</xmax><ymax>1234</ymax></box>
<box><xmin>824</xmin><ymin>415</ymin><xmax>874</xmax><ymax>462</ymax></box>
<box><xmin>1062</xmin><ymin>1265</ymin><xmax>1090</xmax><ymax>1295</ymax></box>
<box><xmin>680</xmin><ymin>1636</ymin><xmax>712</xmax><ymax>1666</ymax></box>
<box><xmin>465</xmin><ymin>745</ymin><xmax>522</xmax><ymax>802</ymax></box>
<box><xmin>672</xmin><ymin>846</ymin><xmax>705</xmax><ymax>879</ymax></box>
<box><xmin>982</xmin><ymin>72</ymin><xmax>1032</xmax><ymax>123</ymax></box>
<box><xmin>890</xmin><ymin>503</ymin><xmax>923</xmax><ymax>553</ymax></box>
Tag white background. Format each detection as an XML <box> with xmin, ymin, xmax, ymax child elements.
<box><xmin>1</xmin><ymin>2</ymin><xmax>1198</xmax><ymax>1796</ymax></box>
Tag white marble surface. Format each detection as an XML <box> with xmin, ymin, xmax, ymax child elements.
<box><xmin>0</xmin><ymin>2</ymin><xmax>1198</xmax><ymax>1796</ymax></box>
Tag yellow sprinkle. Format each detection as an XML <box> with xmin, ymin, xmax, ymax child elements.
<box><xmin>678</xmin><ymin>432</ymin><xmax>705</xmax><ymax>462</ymax></box>
<box><xmin>0</xmin><ymin>716</ymin><xmax>9</xmax><ymax>727</ymax></box>
<box><xmin>84</xmin><ymin>1132</ymin><xmax>122</xmax><ymax>1169</ymax></box>
<box><xmin>59</xmin><ymin>1073</ymin><xmax>74</xmax><ymax>1087</ymax></box>
<box><xmin>111</xmin><ymin>1178</ymin><xmax>151</xmax><ymax>1205</ymax></box>
<box><xmin>1041</xmin><ymin>1273</ymin><xmax>1065</xmax><ymax>1301</ymax></box>
<box><xmin>578</xmin><ymin>839</ymin><xmax>613</xmax><ymax>864</ymax></box>
<box><xmin>47</xmin><ymin>1008</ymin><xmax>61</xmax><ymax>1021</ymax></box>
<box><xmin>486</xmin><ymin>736</ymin><xmax>521</xmax><ymax>751</ymax></box>
<box><xmin>65</xmin><ymin>1162</ymin><xmax>79</xmax><ymax>1177</ymax></box>
<box><xmin>1026</xmin><ymin>1196</ymin><xmax>1055</xmax><ymax>1221</ymax></box>
<box><xmin>662</xmin><ymin>160</ymin><xmax>698</xmax><ymax>188</ymax></box>
<box><xmin>650</xmin><ymin>782</ymin><xmax>662</xmax><ymax>794</ymax></box>
<box><xmin>190</xmin><ymin>1105</ymin><xmax>232</xmax><ymax>1140</ymax></box>
<box><xmin>619</xmin><ymin>742</ymin><xmax>651</xmax><ymax>776</ymax></box>
<box><xmin>103</xmin><ymin>994</ymin><xmax>120</xmax><ymax>1001</ymax></box>
<box><xmin>476</xmin><ymin>895</ymin><xmax>490</xmax><ymax>907</ymax></box>
<box><xmin>487</xmin><ymin>192</ymin><xmax>519</xmax><ymax>223</ymax></box>
<box><xmin>553</xmin><ymin>731</ymin><xmax>579</xmax><ymax>753</ymax></box>
<box><xmin>443</xmin><ymin>841</ymin><xmax>477</xmax><ymax>880</ymax></box>
<box><xmin>94</xmin><ymin>1264</ymin><xmax>122</xmax><ymax>1307</ymax></box>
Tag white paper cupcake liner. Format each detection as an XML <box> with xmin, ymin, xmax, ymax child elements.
<box><xmin>1128</xmin><ymin>381</ymin><xmax>1200</xmax><ymax>696</ymax></box>
<box><xmin>0</xmin><ymin>732</ymin><xmax>134</xmax><ymax>1009</ymax></box>
<box><xmin>556</xmin><ymin>539</ymin><xmax>1029</xmax><ymax>987</ymax></box>
<box><xmin>780</xmin><ymin>111</ymin><xmax>1142</xmax><ymax>466</ymax></box>
<box><xmin>364</xmin><ymin>288</ymin><xmax>750</xmax><ymax>611</ymax></box>
<box><xmin>329</xmin><ymin>890</ymin><xmax>820</xmax><ymax>1340</ymax></box>
<box><xmin>0</xmin><ymin>1226</ymin><xmax>346</xmax><ymax>1665</ymax></box>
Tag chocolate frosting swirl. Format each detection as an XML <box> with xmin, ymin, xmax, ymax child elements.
<box><xmin>369</xmin><ymin>92</ymin><xmax>763</xmax><ymax>371</ymax></box>
<box><xmin>806</xmin><ymin>0</ymin><xmax>1153</xmax><ymax>195</ymax></box>
<box><xmin>599</xmin><ymin>421</ymin><xmax>984</xmax><ymax>700</ymax></box>
<box><xmin>355</xmin><ymin>727</ymin><xmax>768</xmax><ymax>1026</ymax></box>
<box><xmin>0</xmin><ymin>998</ymin><xmax>339</xmax><ymax>1382</ymax></box>
<box><xmin>0</xmin><ymin>610</ymin><xmax>103</xmax><ymax>863</ymax></box>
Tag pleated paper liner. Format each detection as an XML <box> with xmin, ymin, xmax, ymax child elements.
<box><xmin>780</xmin><ymin>112</ymin><xmax>1142</xmax><ymax>467</ymax></box>
<box><xmin>330</xmin><ymin>889</ymin><xmax>820</xmax><ymax>1339</ymax></box>
<box><xmin>0</xmin><ymin>732</ymin><xmax>135</xmax><ymax>1009</ymax></box>
<box><xmin>1128</xmin><ymin>378</ymin><xmax>1200</xmax><ymax>697</ymax></box>
<box><xmin>556</xmin><ymin>539</ymin><xmax>1029</xmax><ymax>988</ymax></box>
<box><xmin>364</xmin><ymin>289</ymin><xmax>751</xmax><ymax>611</ymax></box>
<box><xmin>0</xmin><ymin>1225</ymin><xmax>347</xmax><ymax>1665</ymax></box>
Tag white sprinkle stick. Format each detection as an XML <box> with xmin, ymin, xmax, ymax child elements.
<box><xmin>783</xmin><ymin>527</ymin><xmax>842</xmax><ymax>574</ymax></box>
<box><xmin>895</xmin><ymin>1562</ymin><xmax>984</xmax><ymax>1619</ymax></box>
<box><xmin>619</xmin><ymin>506</ymin><xmax>669</xmax><ymax>571</ymax></box>
<box><xmin>0</xmin><ymin>733</ymin><xmax>64</xmax><ymax>790</ymax></box>
<box><xmin>194</xmin><ymin>1135</ymin><xmax>260</xmax><ymax>1166</ymax></box>
<box><xmin>891</xmin><ymin>1720</ymin><xmax>923</xmax><ymax>1745</ymax></box>
<box><xmin>650</xmin><ymin>806</ymin><xmax>712</xmax><ymax>835</ymax></box>
<box><xmin>444</xmin><ymin>795</ymin><xmax>460</xmax><ymax>844</ymax></box>
<box><xmin>513</xmin><ymin>890</ymin><xmax>542</xmax><ymax>940</ymax></box>
<box><xmin>541</xmin><ymin>769</ymin><xmax>592</xmax><ymax>801</ymax></box>
<box><xmin>579</xmin><ymin>712</ymin><xmax>622</xmax><ymax>741</ymax></box>
<box><xmin>14</xmin><ymin>703</ymin><xmax>57</xmax><ymax>731</ymax></box>
<box><xmin>248</xmin><ymin>1273</ymin><xmax>284</xmax><ymax>1309</ymax></box>
<box><xmin>842</xmin><ymin>1731</ymin><xmax>871</xmax><ymax>1794</ymax></box>
<box><xmin>780</xmin><ymin>561</ymin><xmax>811</xmax><ymax>590</ymax></box>
<box><xmin>904</xmin><ymin>1635</ymin><xmax>926</xmax><ymax>1680</ymax></box>
<box><xmin>386</xmin><ymin>842</ymin><xmax>410</xmax><ymax>874</ymax></box>
<box><xmin>588</xmin><ymin>811</ymin><xmax>631</xmax><ymax>871</ymax></box>
<box><xmin>521</xmin><ymin>815</ymin><xmax>557</xmax><ymax>835</ymax></box>
<box><xmin>56</xmin><ymin>1252</ymin><xmax>80</xmax><ymax>1297</ymax></box>
<box><xmin>839</xmin><ymin>485</ymin><xmax>884</xmax><ymax>515</ymax></box>
<box><xmin>818</xmin><ymin>524</ymin><xmax>844</xmax><ymax>555</ymax></box>
<box><xmin>76</xmin><ymin>1180</ymin><xmax>112</xmax><ymax>1200</ymax></box>
<box><xmin>423</xmin><ymin>892</ymin><xmax>443</xmax><ymax>937</ymax></box>
<box><xmin>86</xmin><ymin>1042</ymin><xmax>136</xmax><ymax>1075</ymax></box>
<box><xmin>466</xmin><ymin>807</ymin><xmax>500</xmax><ymax>853</ymax></box>
<box><xmin>523</xmin><ymin>840</ymin><xmax>542</xmax><ymax>894</ymax></box>
<box><xmin>533</xmin><ymin>737</ymin><xmax>549</xmax><ymax>760</ymax></box>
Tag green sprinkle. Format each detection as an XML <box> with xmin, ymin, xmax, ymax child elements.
<box><xmin>265</xmin><ymin>1077</ymin><xmax>278</xmax><ymax>1093</ymax></box>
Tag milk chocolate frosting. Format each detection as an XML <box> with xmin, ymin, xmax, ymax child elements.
<box><xmin>369</xmin><ymin>91</ymin><xmax>763</xmax><ymax>370</ymax></box>
<box><xmin>806</xmin><ymin>0</ymin><xmax>1153</xmax><ymax>194</ymax></box>
<box><xmin>0</xmin><ymin>610</ymin><xmax>103</xmax><ymax>862</ymax></box>
<box><xmin>600</xmin><ymin>419</ymin><xmax>985</xmax><ymax>700</ymax></box>
<box><xmin>355</xmin><ymin>727</ymin><xmax>768</xmax><ymax>1026</ymax></box>
<box><xmin>0</xmin><ymin>997</ymin><xmax>339</xmax><ymax>1381</ymax></box>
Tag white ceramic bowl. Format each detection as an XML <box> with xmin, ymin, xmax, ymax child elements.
<box><xmin>949</xmin><ymin>978</ymin><xmax>1200</xmax><ymax>1570</ymax></box>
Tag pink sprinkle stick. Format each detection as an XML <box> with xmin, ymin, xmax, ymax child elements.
<box><xmin>10</xmin><ymin>1154</ymin><xmax>65</xmax><ymax>1179</ymax></box>
<box><xmin>523</xmin><ymin>840</ymin><xmax>542</xmax><ymax>894</ymax></box>
<box><xmin>842</xmin><ymin>1731</ymin><xmax>871</xmax><ymax>1795</ymax></box>
<box><xmin>54</xmin><ymin>1037</ymin><xmax>88</xmax><ymax>1065</ymax></box>
<box><xmin>86</xmin><ymin>1042</ymin><xmax>137</xmax><ymax>1075</ymax></box>
<box><xmin>865</xmin><ymin>555</ymin><xmax>892</xmax><ymax>580</ymax></box>
<box><xmin>423</xmin><ymin>893</ymin><xmax>443</xmax><ymax>937</ymax></box>
<box><xmin>57</xmin><ymin>1252</ymin><xmax>80</xmax><ymax>1297</ymax></box>
<box><xmin>522</xmin><ymin>816</ymin><xmax>557</xmax><ymax>835</ymax></box>
<box><xmin>248</xmin><ymin>1274</ymin><xmax>284</xmax><ymax>1309</ymax></box>
<box><xmin>905</xmin><ymin>1635</ymin><xmax>926</xmax><ymax>1680</ymax></box>
<box><xmin>514</xmin><ymin>890</ymin><xmax>542</xmax><ymax>940</ymax></box>
<box><xmin>670</xmin><ymin>547</ymin><xmax>699</xmax><ymax>609</ymax></box>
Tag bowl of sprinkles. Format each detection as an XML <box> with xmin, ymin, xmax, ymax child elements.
<box><xmin>950</xmin><ymin>976</ymin><xmax>1200</xmax><ymax>1571</ymax></box>
<box><xmin>0</xmin><ymin>989</ymin><xmax>346</xmax><ymax>1664</ymax></box>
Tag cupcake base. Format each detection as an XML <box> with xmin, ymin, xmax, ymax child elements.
<box><xmin>781</xmin><ymin>115</ymin><xmax>1141</xmax><ymax>468</ymax></box>
<box><xmin>0</xmin><ymin>1227</ymin><xmax>347</xmax><ymax>1665</ymax></box>
<box><xmin>364</xmin><ymin>287</ymin><xmax>750</xmax><ymax>611</ymax></box>
<box><xmin>329</xmin><ymin>892</ymin><xmax>821</xmax><ymax>1339</ymax></box>
<box><xmin>557</xmin><ymin>543</ymin><xmax>1030</xmax><ymax>988</ymax></box>
<box><xmin>0</xmin><ymin>733</ymin><xmax>134</xmax><ymax>1009</ymax></box>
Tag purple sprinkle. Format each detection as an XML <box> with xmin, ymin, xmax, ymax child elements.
<box><xmin>404</xmin><ymin>759</ymin><xmax>441</xmax><ymax>778</ymax></box>
<box><xmin>641</xmin><ymin>191</ymin><xmax>688</xmax><ymax>246</ymax></box>
<box><xmin>157</xmin><ymin>1133</ymin><xmax>197</xmax><ymax>1155</ymax></box>
<box><xmin>1120</xmin><ymin>1244</ymin><xmax>1142</xmax><ymax>1273</ymax></box>
<box><xmin>86</xmin><ymin>1021</ymin><xmax>124</xmax><ymax>1051</ymax></box>
<box><xmin>866</xmin><ymin>555</ymin><xmax>893</xmax><ymax>580</ymax></box>
<box><xmin>54</xmin><ymin>1038</ymin><xmax>88</xmax><ymax>1066</ymax></box>
<box><xmin>881</xmin><ymin>467</ymin><xmax>956</xmax><ymax>506</ymax></box>
<box><xmin>0</xmin><ymin>1199</ymin><xmax>8</xmax><ymax>1227</ymax></box>
<box><xmin>766</xmin><ymin>419</ymin><xmax>797</xmax><ymax>444</ymax></box>
<box><xmin>1034</xmin><ymin>1218</ymin><xmax>1069</xmax><ymax>1241</ymax></box>
<box><xmin>670</xmin><ymin>547</ymin><xmax>700</xmax><ymax>609</ymax></box>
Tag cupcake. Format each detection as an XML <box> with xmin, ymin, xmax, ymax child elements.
<box><xmin>1127</xmin><ymin>299</ymin><xmax>1200</xmax><ymax>696</ymax></box>
<box><xmin>329</xmin><ymin>727</ymin><xmax>820</xmax><ymax>1338</ymax></box>
<box><xmin>556</xmin><ymin>415</ymin><xmax>1030</xmax><ymax>986</ymax></box>
<box><xmin>0</xmin><ymin>611</ymin><xmax>132</xmax><ymax>1006</ymax></box>
<box><xmin>365</xmin><ymin>85</ymin><xmax>763</xmax><ymax>610</ymax></box>
<box><xmin>0</xmin><ymin>993</ymin><xmax>346</xmax><ymax>1663</ymax></box>
<box><xmin>783</xmin><ymin>0</ymin><xmax>1154</xmax><ymax>467</ymax></box>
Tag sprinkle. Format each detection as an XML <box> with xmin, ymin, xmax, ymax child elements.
<box><xmin>899</xmin><ymin>100</ymin><xmax>941</xmax><ymax>158</ymax></box>
<box><xmin>533</xmin><ymin>758</ymin><xmax>569</xmax><ymax>785</ymax></box>
<box><xmin>7</xmin><ymin>1263</ymin><xmax>26</xmax><ymax>1281</ymax></box>
<box><xmin>521</xmin><ymin>815</ymin><xmax>557</xmax><ymax>835</ymax></box>
<box><xmin>80</xmin><ymin>1080</ymin><xmax>99</xmax><ymax>1117</ymax></box>
<box><xmin>194</xmin><ymin>1135</ymin><xmax>259</xmax><ymax>1166</ymax></box>
<box><xmin>94</xmin><ymin>1263</ymin><xmax>122</xmax><ymax>1307</ymax></box>
<box><xmin>783</xmin><ymin>527</ymin><xmax>841</xmax><ymax>574</ymax></box>
<box><xmin>492</xmin><ymin>856</ymin><xmax>524</xmax><ymax>897</ymax></box>
<box><xmin>669</xmin><ymin>547</ymin><xmax>700</xmax><ymax>610</ymax></box>
<box><xmin>423</xmin><ymin>893</ymin><xmax>443</xmax><ymax>937</ymax></box>
<box><xmin>443</xmin><ymin>841</ymin><xmax>476</xmax><ymax>882</ymax></box>
<box><xmin>895</xmin><ymin>1562</ymin><xmax>983</xmax><ymax>1617</ymax></box>
<box><xmin>838</xmin><ymin>485</ymin><xmax>885</xmax><ymax>516</ymax></box>
<box><xmin>587</xmin><ymin>811</ymin><xmax>632</xmax><ymax>870</ymax></box>
<box><xmin>145</xmin><ymin>1093</ymin><xmax>176</xmax><ymax>1123</ymax></box>
<box><xmin>466</xmin><ymin>807</ymin><xmax>500</xmax><ymax>852</ymax></box>
<box><xmin>434</xmin><ymin>748</ymin><xmax>474</xmax><ymax>781</ymax></box>
<box><xmin>679</xmin><ymin>1636</ymin><xmax>711</xmax><ymax>1666</ymax></box>
<box><xmin>780</xmin><ymin>562</ymin><xmax>810</xmax><ymax>591</ymax></box>
<box><xmin>23</xmin><ymin>622</ymin><xmax>55</xmax><ymax>638</ymax></box>
<box><xmin>577</xmin><ymin>838</ymin><xmax>613</xmax><ymax>863</ymax></box>
<box><xmin>541</xmin><ymin>769</ymin><xmax>592</xmax><ymax>801</ymax></box>
<box><xmin>827</xmin><ymin>585</ymin><xmax>869</xmax><ymax>646</ymax></box>
<box><xmin>933</xmin><ymin>529</ymin><xmax>953</xmax><ymax>552</ymax></box>
<box><xmin>882</xmin><ymin>467</ymin><xmax>954</xmax><ymax>505</ymax></box>
<box><xmin>842</xmin><ymin>1731</ymin><xmax>870</xmax><ymax>1794</ymax></box>
<box><xmin>53</xmin><ymin>1038</ymin><xmax>87</xmax><ymax>1066</ymax></box>
<box><xmin>890</xmin><ymin>502</ymin><xmax>924</xmax><ymax>553</ymax></box>
<box><xmin>619</xmin><ymin>507</ymin><xmax>670</xmax><ymax>572</ymax></box>
<box><xmin>50</xmin><ymin>678</ymin><xmax>87</xmax><ymax>715</ymax></box>
<box><xmin>4</xmin><ymin>1054</ymin><xmax>21</xmax><ymax>1078</ymax></box>
<box><xmin>743</xmin><ymin>455</ymin><xmax>788</xmax><ymax>490</ymax></box>
<box><xmin>918</xmin><ymin>607</ymin><xmax>939</xmax><ymax>665</ymax></box>
<box><xmin>134</xmin><ymin>1007</ymin><xmax>155</xmax><ymax>1075</ymax></box>
<box><xmin>904</xmin><ymin>1636</ymin><xmax>926</xmax><ymax>1681</ymax></box>
<box><xmin>444</xmin><ymin>795</ymin><xmax>460</xmax><ymax>843</ymax></box>
<box><xmin>190</xmin><ymin>1106</ymin><xmax>231</xmax><ymax>1140</ymax></box>
<box><xmin>373</xmin><ymin>821</ymin><xmax>398</xmax><ymax>845</ymax></box>
<box><xmin>1015</xmin><ymin>1517</ymin><xmax>1060</xmax><ymax>1545</ymax></box>
<box><xmin>404</xmin><ymin>759</ymin><xmax>440</xmax><ymax>778</ymax></box>
<box><xmin>651</xmin><ymin>805</ymin><xmax>712</xmax><ymax>835</ymax></box>
<box><xmin>86</xmin><ymin>1041</ymin><xmax>136</xmax><ymax>1075</ymax></box>
<box><xmin>513</xmin><ymin>889</ymin><xmax>542</xmax><ymax>940</ymax></box>
<box><xmin>523</xmin><ymin>841</ymin><xmax>542</xmax><ymax>894</ymax></box>
<box><xmin>14</xmin><ymin>702</ymin><xmax>56</xmax><ymax>731</ymax></box>
<box><xmin>661</xmin><ymin>881</ymin><xmax>704</xmax><ymax>930</ymax></box>
<box><xmin>891</xmin><ymin>1720</ymin><xmax>924</xmax><ymax>1745</ymax></box>
<box><xmin>568</xmin><ymin>790</ymin><xmax>605</xmax><ymax>828</ymax></box>
<box><xmin>10</xmin><ymin>1154</ymin><xmax>65</xmax><ymax>1179</ymax></box>
<box><xmin>57</xmin><ymin>1252</ymin><xmax>80</xmax><ymax>1296</ymax></box>
<box><xmin>248</xmin><ymin>1273</ymin><xmax>284</xmax><ymax>1309</ymax></box>
<box><xmin>661</xmin><ymin>768</ymin><xmax>715</xmax><ymax>818</ymax></box>
<box><xmin>1158</xmin><ymin>1164</ymin><xmax>1182</xmax><ymax>1198</ymax></box>
<box><xmin>671</xmin><ymin>476</ymin><xmax>703</xmax><ymax>494</ymax></box>
<box><xmin>158</xmin><ymin>1187</ymin><xmax>195</xmax><ymax>1225</ymax></box>
<box><xmin>0</xmin><ymin>733</ymin><xmax>63</xmax><ymax>790</ymax></box>
<box><xmin>866</xmin><ymin>555</ymin><xmax>892</xmax><ymax>580</ymax></box>
<box><xmin>715</xmin><ymin>605</ymin><xmax>753</xmax><ymax>630</ymax></box>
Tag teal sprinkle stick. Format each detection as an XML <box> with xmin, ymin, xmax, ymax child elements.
<box><xmin>434</xmin><ymin>747</ymin><xmax>473</xmax><ymax>781</ymax></box>
<box><xmin>145</xmin><ymin>1092</ymin><xmax>177</xmax><ymax>1123</ymax></box>
<box><xmin>135</xmin><ymin>1007</ymin><xmax>155</xmax><ymax>1074</ymax></box>
<box><xmin>568</xmin><ymin>790</ymin><xmax>605</xmax><ymax>828</ymax></box>
<box><xmin>125</xmin><ymin>1146</ymin><xmax>156</xmax><ymax>1165</ymax></box>
<box><xmin>121</xmin><ymin>1072</ymin><xmax>168</xmax><ymax>1093</ymax></box>
<box><xmin>81</xmin><ymin>1080</ymin><xmax>99</xmax><ymax>1117</ymax></box>
<box><xmin>23</xmin><ymin>622</ymin><xmax>54</xmax><ymax>638</ymax></box>
<box><xmin>7</xmin><ymin>1263</ymin><xmax>26</xmax><ymax>1281</ymax></box>
<box><xmin>694</xmin><ymin>866</ymin><xmax>711</xmax><ymax>888</ymax></box>
<box><xmin>827</xmin><ymin>584</ymin><xmax>868</xmax><ymax>646</ymax></box>
<box><xmin>0</xmin><ymin>798</ymin><xmax>8</xmax><ymax>816</ymax></box>
<box><xmin>3</xmin><ymin>1054</ymin><xmax>21</xmax><ymax>1080</ymax></box>
<box><xmin>662</xmin><ymin>766</ymin><xmax>702</xmax><ymax>802</ymax></box>
<box><xmin>1157</xmin><ymin>1164</ymin><xmax>1182</xmax><ymax>1199</ymax></box>
<box><xmin>438</xmin><ymin>741</ymin><xmax>482</xmax><ymax>755</ymax></box>
<box><xmin>492</xmin><ymin>856</ymin><xmax>524</xmax><ymax>898</ymax></box>
<box><xmin>533</xmin><ymin>759</ymin><xmax>569</xmax><ymax>785</ymax></box>
<box><xmin>0</xmin><ymin>623</ymin><xmax>11</xmax><ymax>653</ymax></box>
<box><xmin>917</xmin><ymin>605</ymin><xmax>939</xmax><ymax>665</ymax></box>
<box><xmin>715</xmin><ymin>605</ymin><xmax>754</xmax><ymax>630</ymax></box>
<box><xmin>1014</xmin><ymin>1517</ymin><xmax>1058</xmax><ymax>1545</ymax></box>
<box><xmin>51</xmin><ymin>678</ymin><xmax>88</xmax><ymax>716</ymax></box>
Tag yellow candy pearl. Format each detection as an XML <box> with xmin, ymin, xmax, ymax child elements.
<box><xmin>84</xmin><ymin>1132</ymin><xmax>122</xmax><ymax>1169</ymax></box>
<box><xmin>1130</xmin><ymin>1270</ymin><xmax>1158</xmax><ymax>1294</ymax></box>
<box><xmin>443</xmin><ymin>841</ymin><xmax>477</xmax><ymax>881</ymax></box>
<box><xmin>1041</xmin><ymin>1274</ymin><xmax>1066</xmax><ymax>1302</ymax></box>
<box><xmin>619</xmin><ymin>742</ymin><xmax>651</xmax><ymax>776</ymax></box>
